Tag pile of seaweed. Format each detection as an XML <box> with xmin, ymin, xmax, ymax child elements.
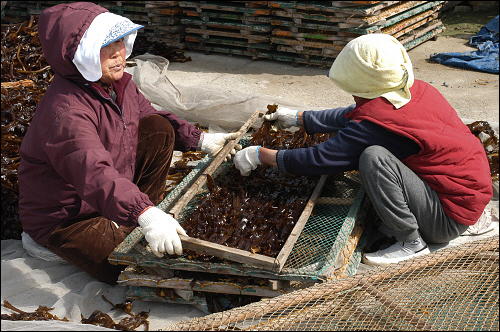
<box><xmin>2</xmin><ymin>296</ymin><xmax>150</xmax><ymax>330</ymax></box>
<box><xmin>466</xmin><ymin>121</ymin><xmax>499</xmax><ymax>182</ymax></box>
<box><xmin>1</xmin><ymin>16</ymin><xmax>51</xmax><ymax>240</ymax></box>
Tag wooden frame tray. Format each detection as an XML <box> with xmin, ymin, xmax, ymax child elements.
<box><xmin>168</xmin><ymin>109</ymin><xmax>328</xmax><ymax>272</ymax></box>
<box><xmin>109</xmin><ymin>109</ymin><xmax>328</xmax><ymax>273</ymax></box>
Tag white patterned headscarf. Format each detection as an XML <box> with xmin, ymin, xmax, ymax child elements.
<box><xmin>73</xmin><ymin>12</ymin><xmax>143</xmax><ymax>82</ymax></box>
<box><xmin>328</xmin><ymin>34</ymin><xmax>414</xmax><ymax>109</ymax></box>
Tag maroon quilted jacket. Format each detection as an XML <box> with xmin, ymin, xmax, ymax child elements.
<box><xmin>18</xmin><ymin>2</ymin><xmax>202</xmax><ymax>244</ymax></box>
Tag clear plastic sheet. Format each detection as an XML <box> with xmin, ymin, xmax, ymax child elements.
<box><xmin>125</xmin><ymin>54</ymin><xmax>312</xmax><ymax>131</ymax></box>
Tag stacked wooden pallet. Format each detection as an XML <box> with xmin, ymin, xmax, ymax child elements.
<box><xmin>2</xmin><ymin>1</ymin><xmax>186</xmax><ymax>49</ymax></box>
<box><xmin>266</xmin><ymin>1</ymin><xmax>355</xmax><ymax>67</ymax></box>
<box><xmin>343</xmin><ymin>1</ymin><xmax>446</xmax><ymax>49</ymax></box>
<box><xmin>178</xmin><ymin>1</ymin><xmax>445</xmax><ymax>67</ymax></box>
<box><xmin>180</xmin><ymin>1</ymin><xmax>275</xmax><ymax>59</ymax></box>
<box><xmin>102</xmin><ymin>1</ymin><xmax>186</xmax><ymax>49</ymax></box>
<box><xmin>3</xmin><ymin>1</ymin><xmax>446</xmax><ymax>67</ymax></box>
<box><xmin>265</xmin><ymin>1</ymin><xmax>445</xmax><ymax>67</ymax></box>
<box><xmin>1</xmin><ymin>1</ymin><xmax>54</xmax><ymax>23</ymax></box>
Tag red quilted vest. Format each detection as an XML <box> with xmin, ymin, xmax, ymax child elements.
<box><xmin>345</xmin><ymin>80</ymin><xmax>492</xmax><ymax>225</ymax></box>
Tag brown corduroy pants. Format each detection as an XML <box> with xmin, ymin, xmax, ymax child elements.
<box><xmin>42</xmin><ymin>114</ymin><xmax>175</xmax><ymax>285</ymax></box>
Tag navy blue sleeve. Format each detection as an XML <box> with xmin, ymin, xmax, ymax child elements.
<box><xmin>303</xmin><ymin>104</ymin><xmax>355</xmax><ymax>134</ymax></box>
<box><xmin>276</xmin><ymin>120</ymin><xmax>421</xmax><ymax>176</ymax></box>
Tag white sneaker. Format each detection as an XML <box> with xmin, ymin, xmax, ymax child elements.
<box><xmin>362</xmin><ymin>239</ymin><xmax>431</xmax><ymax>267</ymax></box>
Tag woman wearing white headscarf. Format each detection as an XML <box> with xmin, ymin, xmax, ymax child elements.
<box><xmin>18</xmin><ymin>2</ymin><xmax>238</xmax><ymax>284</ymax></box>
<box><xmin>234</xmin><ymin>34</ymin><xmax>492</xmax><ymax>266</ymax></box>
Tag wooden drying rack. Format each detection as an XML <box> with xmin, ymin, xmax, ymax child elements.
<box><xmin>110</xmin><ymin>109</ymin><xmax>328</xmax><ymax>273</ymax></box>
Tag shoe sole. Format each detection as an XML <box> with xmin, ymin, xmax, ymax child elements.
<box><xmin>362</xmin><ymin>247</ymin><xmax>431</xmax><ymax>267</ymax></box>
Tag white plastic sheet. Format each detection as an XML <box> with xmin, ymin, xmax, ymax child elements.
<box><xmin>1</xmin><ymin>239</ymin><xmax>205</xmax><ymax>331</ymax></box>
<box><xmin>125</xmin><ymin>54</ymin><xmax>313</xmax><ymax>130</ymax></box>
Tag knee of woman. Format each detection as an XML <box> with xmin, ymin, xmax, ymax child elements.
<box><xmin>139</xmin><ymin>114</ymin><xmax>174</xmax><ymax>136</ymax></box>
<box><xmin>139</xmin><ymin>114</ymin><xmax>175</xmax><ymax>146</ymax></box>
<box><xmin>359</xmin><ymin>146</ymin><xmax>387</xmax><ymax>172</ymax></box>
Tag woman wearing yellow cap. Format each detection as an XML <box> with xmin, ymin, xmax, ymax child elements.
<box><xmin>234</xmin><ymin>33</ymin><xmax>493</xmax><ymax>266</ymax></box>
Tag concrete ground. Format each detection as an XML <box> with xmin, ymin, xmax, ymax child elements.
<box><xmin>163</xmin><ymin>17</ymin><xmax>498</xmax><ymax>124</ymax></box>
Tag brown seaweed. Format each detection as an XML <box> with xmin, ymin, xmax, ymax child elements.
<box><xmin>1</xmin><ymin>17</ymin><xmax>51</xmax><ymax>240</ymax></box>
<box><xmin>165</xmin><ymin>150</ymin><xmax>207</xmax><ymax>195</ymax></box>
<box><xmin>81</xmin><ymin>310</ymin><xmax>116</xmax><ymax>328</ymax></box>
<box><xmin>1</xmin><ymin>293</ymin><xmax>149</xmax><ymax>330</ymax></box>
<box><xmin>1</xmin><ymin>300</ymin><xmax>68</xmax><ymax>322</ymax></box>
<box><xmin>81</xmin><ymin>309</ymin><xmax>150</xmax><ymax>331</ymax></box>
<box><xmin>467</xmin><ymin>121</ymin><xmax>499</xmax><ymax>181</ymax></box>
<box><xmin>81</xmin><ymin>296</ymin><xmax>150</xmax><ymax>331</ymax></box>
<box><xmin>101</xmin><ymin>295</ymin><xmax>133</xmax><ymax>316</ymax></box>
<box><xmin>180</xmin><ymin>105</ymin><xmax>332</xmax><ymax>261</ymax></box>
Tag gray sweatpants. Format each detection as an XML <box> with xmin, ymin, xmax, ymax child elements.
<box><xmin>358</xmin><ymin>146</ymin><xmax>469</xmax><ymax>244</ymax></box>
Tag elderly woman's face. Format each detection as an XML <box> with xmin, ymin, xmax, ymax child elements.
<box><xmin>99</xmin><ymin>38</ymin><xmax>126</xmax><ymax>84</ymax></box>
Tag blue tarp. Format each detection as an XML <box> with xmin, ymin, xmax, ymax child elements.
<box><xmin>430</xmin><ymin>16</ymin><xmax>499</xmax><ymax>74</ymax></box>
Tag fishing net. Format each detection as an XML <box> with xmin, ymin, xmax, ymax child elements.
<box><xmin>163</xmin><ymin>235</ymin><xmax>498</xmax><ymax>331</ymax></box>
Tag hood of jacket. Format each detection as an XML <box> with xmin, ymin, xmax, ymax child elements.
<box><xmin>38</xmin><ymin>2</ymin><xmax>108</xmax><ymax>83</ymax></box>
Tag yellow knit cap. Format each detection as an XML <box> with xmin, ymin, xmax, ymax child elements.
<box><xmin>328</xmin><ymin>34</ymin><xmax>414</xmax><ymax>109</ymax></box>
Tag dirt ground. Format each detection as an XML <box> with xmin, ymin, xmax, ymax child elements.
<box><xmin>164</xmin><ymin>8</ymin><xmax>499</xmax><ymax>124</ymax></box>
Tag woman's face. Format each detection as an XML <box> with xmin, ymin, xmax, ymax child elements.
<box><xmin>99</xmin><ymin>38</ymin><xmax>126</xmax><ymax>84</ymax></box>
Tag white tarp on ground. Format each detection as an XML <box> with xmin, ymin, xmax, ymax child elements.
<box><xmin>1</xmin><ymin>238</ymin><xmax>206</xmax><ymax>331</ymax></box>
<box><xmin>2</xmin><ymin>56</ymin><xmax>498</xmax><ymax>331</ymax></box>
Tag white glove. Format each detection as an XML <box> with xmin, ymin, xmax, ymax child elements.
<box><xmin>234</xmin><ymin>145</ymin><xmax>262</xmax><ymax>176</ymax></box>
<box><xmin>137</xmin><ymin>206</ymin><xmax>187</xmax><ymax>257</ymax></box>
<box><xmin>200</xmin><ymin>132</ymin><xmax>242</xmax><ymax>160</ymax></box>
<box><xmin>262</xmin><ymin>106</ymin><xmax>299</xmax><ymax>129</ymax></box>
